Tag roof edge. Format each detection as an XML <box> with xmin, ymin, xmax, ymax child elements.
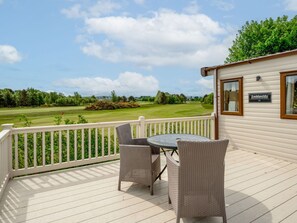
<box><xmin>200</xmin><ymin>49</ymin><xmax>297</xmax><ymax>77</ymax></box>
<box><xmin>200</xmin><ymin>67</ymin><xmax>208</xmax><ymax>77</ymax></box>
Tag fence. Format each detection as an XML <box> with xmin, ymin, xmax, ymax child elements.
<box><xmin>0</xmin><ymin>125</ymin><xmax>11</xmax><ymax>200</ymax></box>
<box><xmin>0</xmin><ymin>115</ymin><xmax>214</xmax><ymax>200</ymax></box>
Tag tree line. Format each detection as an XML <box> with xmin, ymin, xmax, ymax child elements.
<box><xmin>0</xmin><ymin>88</ymin><xmax>97</xmax><ymax>107</ymax></box>
<box><xmin>154</xmin><ymin>91</ymin><xmax>187</xmax><ymax>104</ymax></box>
<box><xmin>226</xmin><ymin>15</ymin><xmax>297</xmax><ymax>63</ymax></box>
<box><xmin>0</xmin><ymin>88</ymin><xmax>214</xmax><ymax>108</ymax></box>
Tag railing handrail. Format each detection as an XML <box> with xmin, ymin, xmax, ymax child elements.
<box><xmin>144</xmin><ymin>115</ymin><xmax>213</xmax><ymax>124</ymax></box>
<box><xmin>0</xmin><ymin>130</ymin><xmax>10</xmax><ymax>143</ymax></box>
<box><xmin>11</xmin><ymin>120</ymin><xmax>140</xmax><ymax>134</ymax></box>
<box><xmin>11</xmin><ymin>115</ymin><xmax>214</xmax><ymax>134</ymax></box>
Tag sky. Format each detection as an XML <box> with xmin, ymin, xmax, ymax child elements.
<box><xmin>0</xmin><ymin>0</ymin><xmax>297</xmax><ymax>97</ymax></box>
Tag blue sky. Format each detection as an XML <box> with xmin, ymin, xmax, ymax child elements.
<box><xmin>0</xmin><ymin>0</ymin><xmax>296</xmax><ymax>96</ymax></box>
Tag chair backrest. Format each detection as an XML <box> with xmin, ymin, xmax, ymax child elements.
<box><xmin>116</xmin><ymin>123</ymin><xmax>133</xmax><ymax>145</ymax></box>
<box><xmin>177</xmin><ymin>139</ymin><xmax>229</xmax><ymax>191</ymax></box>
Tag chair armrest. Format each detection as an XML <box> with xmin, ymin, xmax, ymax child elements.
<box><xmin>166</xmin><ymin>151</ymin><xmax>180</xmax><ymax>168</ymax></box>
<box><xmin>133</xmin><ymin>138</ymin><xmax>160</xmax><ymax>154</ymax></box>
<box><xmin>166</xmin><ymin>151</ymin><xmax>179</xmax><ymax>207</ymax></box>
<box><xmin>132</xmin><ymin>138</ymin><xmax>148</xmax><ymax>145</ymax></box>
<box><xmin>119</xmin><ymin>144</ymin><xmax>152</xmax><ymax>166</ymax></box>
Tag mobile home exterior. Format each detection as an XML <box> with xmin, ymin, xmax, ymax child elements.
<box><xmin>201</xmin><ymin>50</ymin><xmax>297</xmax><ymax>162</ymax></box>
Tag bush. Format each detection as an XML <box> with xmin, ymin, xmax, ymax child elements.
<box><xmin>85</xmin><ymin>100</ymin><xmax>140</xmax><ymax>110</ymax></box>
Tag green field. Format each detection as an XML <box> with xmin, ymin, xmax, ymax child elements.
<box><xmin>0</xmin><ymin>102</ymin><xmax>213</xmax><ymax>128</ymax></box>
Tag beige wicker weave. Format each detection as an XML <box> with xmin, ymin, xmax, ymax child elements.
<box><xmin>116</xmin><ymin>124</ymin><xmax>161</xmax><ymax>195</ymax></box>
<box><xmin>166</xmin><ymin>139</ymin><xmax>229</xmax><ymax>223</ymax></box>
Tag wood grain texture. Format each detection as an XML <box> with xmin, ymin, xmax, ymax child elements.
<box><xmin>1</xmin><ymin>150</ymin><xmax>297</xmax><ymax>223</ymax></box>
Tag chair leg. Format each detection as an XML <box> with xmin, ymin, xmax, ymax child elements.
<box><xmin>150</xmin><ymin>184</ymin><xmax>154</xmax><ymax>195</ymax></box>
<box><xmin>222</xmin><ymin>214</ymin><xmax>227</xmax><ymax>223</ymax></box>
<box><xmin>168</xmin><ymin>195</ymin><xmax>171</xmax><ymax>204</ymax></box>
<box><xmin>118</xmin><ymin>178</ymin><xmax>121</xmax><ymax>191</ymax></box>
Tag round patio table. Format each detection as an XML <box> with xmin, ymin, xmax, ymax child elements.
<box><xmin>147</xmin><ymin>134</ymin><xmax>209</xmax><ymax>150</ymax></box>
<box><xmin>147</xmin><ymin>134</ymin><xmax>210</xmax><ymax>180</ymax></box>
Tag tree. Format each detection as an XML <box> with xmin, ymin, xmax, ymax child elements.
<box><xmin>154</xmin><ymin>91</ymin><xmax>168</xmax><ymax>104</ymax></box>
<box><xmin>201</xmin><ymin>93</ymin><xmax>214</xmax><ymax>104</ymax></box>
<box><xmin>226</xmin><ymin>15</ymin><xmax>297</xmax><ymax>63</ymax></box>
<box><xmin>122</xmin><ymin>96</ymin><xmax>127</xmax><ymax>102</ymax></box>
<box><xmin>179</xmin><ymin>94</ymin><xmax>187</xmax><ymax>103</ymax></box>
<box><xmin>19</xmin><ymin>90</ymin><xmax>29</xmax><ymax>106</ymax></box>
<box><xmin>111</xmin><ymin>90</ymin><xmax>118</xmax><ymax>102</ymax></box>
<box><xmin>128</xmin><ymin>96</ymin><xmax>136</xmax><ymax>102</ymax></box>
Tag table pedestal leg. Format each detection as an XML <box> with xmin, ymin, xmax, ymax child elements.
<box><xmin>155</xmin><ymin>148</ymin><xmax>176</xmax><ymax>181</ymax></box>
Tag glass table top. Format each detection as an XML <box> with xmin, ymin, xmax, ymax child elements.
<box><xmin>147</xmin><ymin>134</ymin><xmax>210</xmax><ymax>149</ymax></box>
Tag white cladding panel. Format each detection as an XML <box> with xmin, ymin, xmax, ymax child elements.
<box><xmin>217</xmin><ymin>54</ymin><xmax>297</xmax><ymax>162</ymax></box>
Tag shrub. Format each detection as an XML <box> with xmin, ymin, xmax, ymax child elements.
<box><xmin>85</xmin><ymin>100</ymin><xmax>140</xmax><ymax>110</ymax></box>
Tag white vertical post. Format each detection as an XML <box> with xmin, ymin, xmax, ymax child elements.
<box><xmin>211</xmin><ymin>113</ymin><xmax>215</xmax><ymax>140</ymax></box>
<box><xmin>2</xmin><ymin>124</ymin><xmax>13</xmax><ymax>177</ymax></box>
<box><xmin>138</xmin><ymin>116</ymin><xmax>145</xmax><ymax>138</ymax></box>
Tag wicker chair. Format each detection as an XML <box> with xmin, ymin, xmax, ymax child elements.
<box><xmin>166</xmin><ymin>139</ymin><xmax>229</xmax><ymax>223</ymax></box>
<box><xmin>116</xmin><ymin>124</ymin><xmax>161</xmax><ymax>195</ymax></box>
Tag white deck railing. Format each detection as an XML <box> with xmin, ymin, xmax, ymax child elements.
<box><xmin>0</xmin><ymin>125</ymin><xmax>11</xmax><ymax>201</ymax></box>
<box><xmin>0</xmin><ymin>115</ymin><xmax>214</xmax><ymax>200</ymax></box>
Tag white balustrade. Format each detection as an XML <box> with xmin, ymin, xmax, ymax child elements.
<box><xmin>0</xmin><ymin>124</ymin><xmax>13</xmax><ymax>201</ymax></box>
<box><xmin>0</xmin><ymin>115</ymin><xmax>214</xmax><ymax>179</ymax></box>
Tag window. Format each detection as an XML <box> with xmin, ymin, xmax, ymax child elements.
<box><xmin>220</xmin><ymin>77</ymin><xmax>243</xmax><ymax>116</ymax></box>
<box><xmin>280</xmin><ymin>71</ymin><xmax>297</xmax><ymax>119</ymax></box>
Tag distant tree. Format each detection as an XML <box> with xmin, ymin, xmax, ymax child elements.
<box><xmin>128</xmin><ymin>96</ymin><xmax>136</xmax><ymax>102</ymax></box>
<box><xmin>226</xmin><ymin>15</ymin><xmax>297</xmax><ymax>63</ymax></box>
<box><xmin>117</xmin><ymin>96</ymin><xmax>123</xmax><ymax>102</ymax></box>
<box><xmin>0</xmin><ymin>92</ymin><xmax>4</xmax><ymax>107</ymax></box>
<box><xmin>111</xmin><ymin>90</ymin><xmax>118</xmax><ymax>102</ymax></box>
<box><xmin>74</xmin><ymin>92</ymin><xmax>82</xmax><ymax>105</ymax></box>
<box><xmin>201</xmin><ymin>93</ymin><xmax>214</xmax><ymax>104</ymax></box>
<box><xmin>122</xmin><ymin>96</ymin><xmax>127</xmax><ymax>102</ymax></box>
<box><xmin>3</xmin><ymin>89</ymin><xmax>16</xmax><ymax>107</ymax></box>
<box><xmin>179</xmin><ymin>94</ymin><xmax>187</xmax><ymax>103</ymax></box>
<box><xmin>154</xmin><ymin>91</ymin><xmax>168</xmax><ymax>104</ymax></box>
<box><xmin>19</xmin><ymin>89</ymin><xmax>29</xmax><ymax>106</ymax></box>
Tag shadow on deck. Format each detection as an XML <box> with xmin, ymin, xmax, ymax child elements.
<box><xmin>1</xmin><ymin>149</ymin><xmax>297</xmax><ymax>223</ymax></box>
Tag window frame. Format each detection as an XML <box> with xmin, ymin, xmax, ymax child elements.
<box><xmin>220</xmin><ymin>77</ymin><xmax>243</xmax><ymax>116</ymax></box>
<box><xmin>280</xmin><ymin>70</ymin><xmax>297</xmax><ymax>120</ymax></box>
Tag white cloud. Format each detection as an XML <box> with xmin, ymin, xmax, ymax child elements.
<box><xmin>183</xmin><ymin>1</ymin><xmax>200</xmax><ymax>14</ymax></box>
<box><xmin>284</xmin><ymin>0</ymin><xmax>297</xmax><ymax>10</ymax></box>
<box><xmin>196</xmin><ymin>78</ymin><xmax>213</xmax><ymax>90</ymax></box>
<box><xmin>61</xmin><ymin>0</ymin><xmax>120</xmax><ymax>19</ymax></box>
<box><xmin>61</xmin><ymin>4</ymin><xmax>84</xmax><ymax>19</ymax></box>
<box><xmin>55</xmin><ymin>72</ymin><xmax>159</xmax><ymax>96</ymax></box>
<box><xmin>82</xmin><ymin>10</ymin><xmax>233</xmax><ymax>68</ymax></box>
<box><xmin>212</xmin><ymin>0</ymin><xmax>234</xmax><ymax>11</ymax></box>
<box><xmin>134</xmin><ymin>0</ymin><xmax>145</xmax><ymax>5</ymax></box>
<box><xmin>81</xmin><ymin>40</ymin><xmax>121</xmax><ymax>62</ymax></box>
<box><xmin>0</xmin><ymin>45</ymin><xmax>22</xmax><ymax>64</ymax></box>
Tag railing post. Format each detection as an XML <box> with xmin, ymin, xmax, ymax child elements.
<box><xmin>2</xmin><ymin>124</ymin><xmax>13</xmax><ymax>177</ymax></box>
<box><xmin>211</xmin><ymin>113</ymin><xmax>215</xmax><ymax>140</ymax></box>
<box><xmin>138</xmin><ymin>116</ymin><xmax>146</xmax><ymax>138</ymax></box>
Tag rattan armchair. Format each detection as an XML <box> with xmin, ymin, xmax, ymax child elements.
<box><xmin>166</xmin><ymin>139</ymin><xmax>229</xmax><ymax>223</ymax></box>
<box><xmin>116</xmin><ymin>124</ymin><xmax>161</xmax><ymax>195</ymax></box>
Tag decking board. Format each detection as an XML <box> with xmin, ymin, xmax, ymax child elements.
<box><xmin>1</xmin><ymin>150</ymin><xmax>297</xmax><ymax>223</ymax></box>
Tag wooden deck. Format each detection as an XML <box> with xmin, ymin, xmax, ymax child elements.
<box><xmin>1</xmin><ymin>149</ymin><xmax>297</xmax><ymax>223</ymax></box>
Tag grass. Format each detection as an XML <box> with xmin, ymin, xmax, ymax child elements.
<box><xmin>0</xmin><ymin>102</ymin><xmax>213</xmax><ymax>128</ymax></box>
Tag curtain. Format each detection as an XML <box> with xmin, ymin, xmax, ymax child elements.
<box><xmin>224</xmin><ymin>81</ymin><xmax>238</xmax><ymax>112</ymax></box>
<box><xmin>286</xmin><ymin>76</ymin><xmax>296</xmax><ymax>114</ymax></box>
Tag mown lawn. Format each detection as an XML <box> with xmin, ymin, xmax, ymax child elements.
<box><xmin>0</xmin><ymin>102</ymin><xmax>213</xmax><ymax>128</ymax></box>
